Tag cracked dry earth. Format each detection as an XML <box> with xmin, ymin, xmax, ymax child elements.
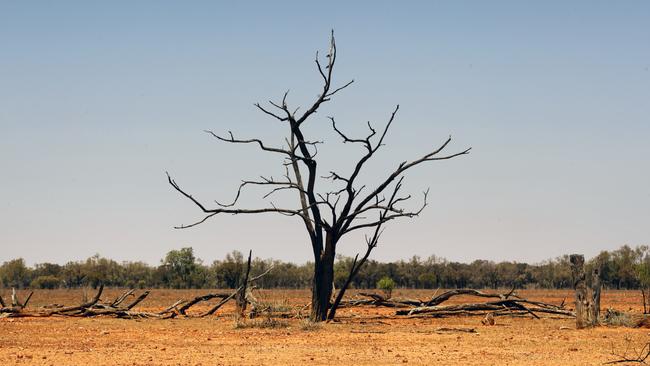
<box><xmin>1</xmin><ymin>289</ymin><xmax>649</xmax><ymax>365</ymax></box>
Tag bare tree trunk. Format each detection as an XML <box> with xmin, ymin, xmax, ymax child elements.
<box><xmin>311</xmin><ymin>249</ymin><xmax>335</xmax><ymax>321</ymax></box>
<box><xmin>591</xmin><ymin>266</ymin><xmax>601</xmax><ymax>324</ymax></box>
<box><xmin>235</xmin><ymin>250</ymin><xmax>252</xmax><ymax>318</ymax></box>
<box><xmin>570</xmin><ymin>254</ymin><xmax>590</xmax><ymax>329</ymax></box>
<box><xmin>642</xmin><ymin>289</ymin><xmax>648</xmax><ymax>314</ymax></box>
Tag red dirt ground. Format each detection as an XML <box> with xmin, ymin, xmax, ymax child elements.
<box><xmin>1</xmin><ymin>289</ymin><xmax>649</xmax><ymax>365</ymax></box>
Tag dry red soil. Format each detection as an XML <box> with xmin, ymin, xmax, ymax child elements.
<box><xmin>1</xmin><ymin>289</ymin><xmax>649</xmax><ymax>365</ymax></box>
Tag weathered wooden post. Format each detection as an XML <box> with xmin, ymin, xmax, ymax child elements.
<box><xmin>591</xmin><ymin>266</ymin><xmax>601</xmax><ymax>325</ymax></box>
<box><xmin>570</xmin><ymin>254</ymin><xmax>589</xmax><ymax>328</ymax></box>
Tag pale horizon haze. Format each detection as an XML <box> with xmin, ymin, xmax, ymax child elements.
<box><xmin>1</xmin><ymin>1</ymin><xmax>649</xmax><ymax>266</ymax></box>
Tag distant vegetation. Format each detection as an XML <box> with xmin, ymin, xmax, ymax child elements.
<box><xmin>1</xmin><ymin>245</ymin><xmax>648</xmax><ymax>290</ymax></box>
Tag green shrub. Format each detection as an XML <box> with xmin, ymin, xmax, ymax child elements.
<box><xmin>30</xmin><ymin>275</ymin><xmax>62</xmax><ymax>289</ymax></box>
<box><xmin>377</xmin><ymin>276</ymin><xmax>395</xmax><ymax>297</ymax></box>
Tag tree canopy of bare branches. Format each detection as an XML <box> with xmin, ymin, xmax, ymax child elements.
<box><xmin>167</xmin><ymin>31</ymin><xmax>470</xmax><ymax>321</ymax></box>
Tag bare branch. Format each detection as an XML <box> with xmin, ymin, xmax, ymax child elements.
<box><xmin>254</xmin><ymin>103</ymin><xmax>289</xmax><ymax>121</ymax></box>
<box><xmin>167</xmin><ymin>172</ymin><xmax>316</xmax><ymax>229</ymax></box>
<box><xmin>327</xmin><ymin>177</ymin><xmax>406</xmax><ymax>320</ymax></box>
<box><xmin>297</xmin><ymin>30</ymin><xmax>343</xmax><ymax>126</ymax></box>
<box><xmin>342</xmin><ymin>136</ymin><xmax>469</xmax><ymax>233</ymax></box>
<box><xmin>214</xmin><ymin>177</ymin><xmax>307</xmax><ymax>208</ymax></box>
<box><xmin>325</xmin><ymin>79</ymin><xmax>354</xmax><ymax>98</ymax></box>
<box><xmin>205</xmin><ymin>130</ymin><xmax>291</xmax><ymax>156</ymax></box>
<box><xmin>344</xmin><ymin>184</ymin><xmax>428</xmax><ymax>234</ymax></box>
<box><xmin>330</xmin><ymin>116</ymin><xmax>372</xmax><ymax>148</ymax></box>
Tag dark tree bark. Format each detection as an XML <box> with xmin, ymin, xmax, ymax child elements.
<box><xmin>235</xmin><ymin>250</ymin><xmax>253</xmax><ymax>318</ymax></box>
<box><xmin>567</xmin><ymin>260</ymin><xmax>603</xmax><ymax>327</ymax></box>
<box><xmin>570</xmin><ymin>254</ymin><xmax>590</xmax><ymax>328</ymax></box>
<box><xmin>167</xmin><ymin>31</ymin><xmax>470</xmax><ymax>321</ymax></box>
<box><xmin>312</xmin><ymin>246</ymin><xmax>336</xmax><ymax>321</ymax></box>
<box><xmin>591</xmin><ymin>266</ymin><xmax>601</xmax><ymax>324</ymax></box>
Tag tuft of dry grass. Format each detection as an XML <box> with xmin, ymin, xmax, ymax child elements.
<box><xmin>233</xmin><ymin>316</ymin><xmax>289</xmax><ymax>329</ymax></box>
<box><xmin>604</xmin><ymin>314</ymin><xmax>633</xmax><ymax>327</ymax></box>
<box><xmin>299</xmin><ymin>319</ymin><xmax>322</xmax><ymax>332</ymax></box>
<box><xmin>602</xmin><ymin>308</ymin><xmax>640</xmax><ymax>327</ymax></box>
<box><xmin>260</xmin><ymin>298</ymin><xmax>292</xmax><ymax>313</ymax></box>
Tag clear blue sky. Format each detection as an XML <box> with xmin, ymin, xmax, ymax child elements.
<box><xmin>1</xmin><ymin>1</ymin><xmax>649</xmax><ymax>265</ymax></box>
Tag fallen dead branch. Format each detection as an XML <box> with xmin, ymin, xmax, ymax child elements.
<box><xmin>110</xmin><ymin>289</ymin><xmax>135</xmax><ymax>307</ymax></box>
<box><xmin>425</xmin><ymin>288</ymin><xmax>518</xmax><ymax>306</ymax></box>
<box><xmin>336</xmin><ymin>292</ymin><xmax>423</xmax><ymax>309</ymax></box>
<box><xmin>178</xmin><ymin>293</ymin><xmax>229</xmax><ymax>316</ymax></box>
<box><xmin>434</xmin><ymin>327</ymin><xmax>477</xmax><ymax>334</ymax></box>
<box><xmin>350</xmin><ymin>330</ymin><xmax>387</xmax><ymax>334</ymax></box>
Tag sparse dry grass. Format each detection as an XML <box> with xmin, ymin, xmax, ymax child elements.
<box><xmin>234</xmin><ymin>316</ymin><xmax>289</xmax><ymax>329</ymax></box>
<box><xmin>298</xmin><ymin>319</ymin><xmax>323</xmax><ymax>332</ymax></box>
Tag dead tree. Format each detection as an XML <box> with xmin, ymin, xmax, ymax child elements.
<box><xmin>235</xmin><ymin>250</ymin><xmax>253</xmax><ymax>318</ymax></box>
<box><xmin>591</xmin><ymin>266</ymin><xmax>601</xmax><ymax>324</ymax></box>
<box><xmin>570</xmin><ymin>254</ymin><xmax>588</xmax><ymax>328</ymax></box>
<box><xmin>167</xmin><ymin>31</ymin><xmax>470</xmax><ymax>321</ymax></box>
<box><xmin>570</xmin><ymin>254</ymin><xmax>602</xmax><ymax>328</ymax></box>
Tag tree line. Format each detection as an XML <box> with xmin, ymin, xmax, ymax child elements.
<box><xmin>1</xmin><ymin>245</ymin><xmax>649</xmax><ymax>291</ymax></box>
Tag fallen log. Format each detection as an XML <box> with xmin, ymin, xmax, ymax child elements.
<box><xmin>159</xmin><ymin>300</ymin><xmax>185</xmax><ymax>315</ymax></box>
<box><xmin>435</xmin><ymin>327</ymin><xmax>477</xmax><ymax>334</ymax></box>
<box><xmin>425</xmin><ymin>288</ymin><xmax>518</xmax><ymax>306</ymax></box>
<box><xmin>22</xmin><ymin>292</ymin><xmax>34</xmax><ymax>308</ymax></box>
<box><xmin>336</xmin><ymin>293</ymin><xmax>422</xmax><ymax>309</ymax></box>
<box><xmin>336</xmin><ymin>288</ymin><xmax>523</xmax><ymax>310</ymax></box>
<box><xmin>81</xmin><ymin>307</ymin><xmax>176</xmax><ymax>319</ymax></box>
<box><xmin>0</xmin><ymin>306</ymin><xmax>22</xmax><ymax>314</ymax></box>
<box><xmin>110</xmin><ymin>289</ymin><xmax>135</xmax><ymax>307</ymax></box>
<box><xmin>124</xmin><ymin>291</ymin><xmax>150</xmax><ymax>310</ymax></box>
<box><xmin>200</xmin><ymin>291</ymin><xmax>238</xmax><ymax>317</ymax></box>
<box><xmin>178</xmin><ymin>293</ymin><xmax>230</xmax><ymax>316</ymax></box>
<box><xmin>52</xmin><ymin>284</ymin><xmax>105</xmax><ymax>315</ymax></box>
<box><xmin>398</xmin><ymin>299</ymin><xmax>575</xmax><ymax>318</ymax></box>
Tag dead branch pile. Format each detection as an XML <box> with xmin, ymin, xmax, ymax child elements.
<box><xmin>0</xmin><ymin>284</ymin><xmax>262</xmax><ymax>320</ymax></box>
<box><xmin>0</xmin><ymin>253</ymin><xmax>274</xmax><ymax>320</ymax></box>
<box><xmin>2</xmin><ymin>285</ymin><xmax>172</xmax><ymax>319</ymax></box>
<box><xmin>335</xmin><ymin>288</ymin><xmax>575</xmax><ymax>319</ymax></box>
